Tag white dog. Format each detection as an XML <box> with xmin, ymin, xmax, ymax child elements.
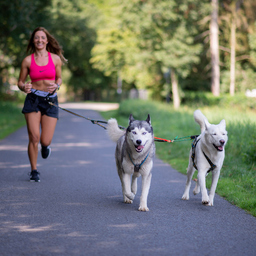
<box><xmin>107</xmin><ymin>114</ymin><xmax>155</xmax><ymax>211</ymax></box>
<box><xmin>182</xmin><ymin>110</ymin><xmax>228</xmax><ymax>206</ymax></box>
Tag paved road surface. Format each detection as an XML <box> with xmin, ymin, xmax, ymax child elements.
<box><xmin>0</xmin><ymin>104</ymin><xmax>256</xmax><ymax>256</ymax></box>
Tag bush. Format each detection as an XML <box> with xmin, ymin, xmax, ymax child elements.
<box><xmin>182</xmin><ymin>91</ymin><xmax>256</xmax><ymax>110</ymax></box>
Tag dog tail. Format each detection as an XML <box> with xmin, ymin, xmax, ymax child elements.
<box><xmin>107</xmin><ymin>118</ymin><xmax>125</xmax><ymax>143</ymax></box>
<box><xmin>194</xmin><ymin>109</ymin><xmax>209</xmax><ymax>133</ymax></box>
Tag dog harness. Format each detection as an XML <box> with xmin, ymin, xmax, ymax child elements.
<box><xmin>191</xmin><ymin>137</ymin><xmax>216</xmax><ymax>174</ymax></box>
<box><xmin>128</xmin><ymin>152</ymin><xmax>150</xmax><ymax>172</ymax></box>
<box><xmin>30</xmin><ymin>52</ymin><xmax>56</xmax><ymax>82</ymax></box>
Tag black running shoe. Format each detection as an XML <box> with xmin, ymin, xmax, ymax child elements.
<box><xmin>41</xmin><ymin>145</ymin><xmax>51</xmax><ymax>159</ymax></box>
<box><xmin>30</xmin><ymin>170</ymin><xmax>40</xmax><ymax>182</ymax></box>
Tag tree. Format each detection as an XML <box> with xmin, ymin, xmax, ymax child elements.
<box><xmin>210</xmin><ymin>0</ymin><xmax>220</xmax><ymax>96</ymax></box>
<box><xmin>229</xmin><ymin>0</ymin><xmax>243</xmax><ymax>96</ymax></box>
<box><xmin>219</xmin><ymin>0</ymin><xmax>256</xmax><ymax>95</ymax></box>
<box><xmin>0</xmin><ymin>0</ymin><xmax>51</xmax><ymax>91</ymax></box>
<box><xmin>91</xmin><ymin>0</ymin><xmax>206</xmax><ymax>108</ymax></box>
<box><xmin>48</xmin><ymin>0</ymin><xmax>110</xmax><ymax>98</ymax></box>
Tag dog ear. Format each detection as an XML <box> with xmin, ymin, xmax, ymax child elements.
<box><xmin>219</xmin><ymin>119</ymin><xmax>226</xmax><ymax>128</ymax></box>
<box><xmin>129</xmin><ymin>114</ymin><xmax>135</xmax><ymax>124</ymax></box>
<box><xmin>204</xmin><ymin>119</ymin><xmax>211</xmax><ymax>130</ymax></box>
<box><xmin>146</xmin><ymin>114</ymin><xmax>151</xmax><ymax>124</ymax></box>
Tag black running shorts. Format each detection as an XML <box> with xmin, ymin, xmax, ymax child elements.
<box><xmin>22</xmin><ymin>93</ymin><xmax>59</xmax><ymax>119</ymax></box>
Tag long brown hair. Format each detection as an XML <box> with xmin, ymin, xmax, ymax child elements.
<box><xmin>26</xmin><ymin>27</ymin><xmax>67</xmax><ymax>64</ymax></box>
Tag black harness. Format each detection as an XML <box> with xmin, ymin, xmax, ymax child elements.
<box><xmin>191</xmin><ymin>136</ymin><xmax>216</xmax><ymax>174</ymax></box>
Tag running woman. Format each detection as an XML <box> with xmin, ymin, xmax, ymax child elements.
<box><xmin>18</xmin><ymin>27</ymin><xmax>67</xmax><ymax>182</ymax></box>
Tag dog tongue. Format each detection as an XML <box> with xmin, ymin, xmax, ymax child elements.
<box><xmin>137</xmin><ymin>145</ymin><xmax>144</xmax><ymax>150</ymax></box>
<box><xmin>218</xmin><ymin>146</ymin><xmax>223</xmax><ymax>151</ymax></box>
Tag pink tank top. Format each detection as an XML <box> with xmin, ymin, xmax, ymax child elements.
<box><xmin>29</xmin><ymin>52</ymin><xmax>56</xmax><ymax>82</ymax></box>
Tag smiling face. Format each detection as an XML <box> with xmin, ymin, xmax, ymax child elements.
<box><xmin>33</xmin><ymin>30</ymin><xmax>48</xmax><ymax>50</ymax></box>
<box><xmin>127</xmin><ymin>119</ymin><xmax>153</xmax><ymax>153</ymax></box>
<box><xmin>205</xmin><ymin>120</ymin><xmax>228</xmax><ymax>152</ymax></box>
<box><xmin>129</xmin><ymin>127</ymin><xmax>150</xmax><ymax>152</ymax></box>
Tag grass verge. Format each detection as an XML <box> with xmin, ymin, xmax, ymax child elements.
<box><xmin>101</xmin><ymin>99</ymin><xmax>256</xmax><ymax>217</ymax></box>
<box><xmin>0</xmin><ymin>102</ymin><xmax>26</xmax><ymax>140</ymax></box>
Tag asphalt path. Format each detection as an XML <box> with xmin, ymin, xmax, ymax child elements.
<box><xmin>0</xmin><ymin>103</ymin><xmax>256</xmax><ymax>256</ymax></box>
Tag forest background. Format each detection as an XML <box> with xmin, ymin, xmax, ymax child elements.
<box><xmin>1</xmin><ymin>0</ymin><xmax>256</xmax><ymax>106</ymax></box>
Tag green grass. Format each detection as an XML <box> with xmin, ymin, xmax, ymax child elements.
<box><xmin>0</xmin><ymin>102</ymin><xmax>26</xmax><ymax>140</ymax></box>
<box><xmin>101</xmin><ymin>99</ymin><xmax>256</xmax><ymax>217</ymax></box>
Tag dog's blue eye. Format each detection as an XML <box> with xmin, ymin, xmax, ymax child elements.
<box><xmin>142</xmin><ymin>132</ymin><xmax>147</xmax><ymax>135</ymax></box>
<box><xmin>132</xmin><ymin>131</ymin><xmax>137</xmax><ymax>135</ymax></box>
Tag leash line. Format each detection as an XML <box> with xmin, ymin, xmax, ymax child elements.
<box><xmin>154</xmin><ymin>137</ymin><xmax>174</xmax><ymax>143</ymax></box>
<box><xmin>154</xmin><ymin>135</ymin><xmax>199</xmax><ymax>143</ymax></box>
<box><xmin>48</xmin><ymin>102</ymin><xmax>125</xmax><ymax>130</ymax></box>
<box><xmin>49</xmin><ymin>102</ymin><xmax>197</xmax><ymax>143</ymax></box>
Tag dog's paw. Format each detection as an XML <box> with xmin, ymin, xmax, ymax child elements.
<box><xmin>124</xmin><ymin>198</ymin><xmax>133</xmax><ymax>204</ymax></box>
<box><xmin>138</xmin><ymin>206</ymin><xmax>149</xmax><ymax>212</ymax></box>
<box><xmin>125</xmin><ymin>192</ymin><xmax>135</xmax><ymax>201</ymax></box>
<box><xmin>193</xmin><ymin>186</ymin><xmax>200</xmax><ymax>195</ymax></box>
<box><xmin>207</xmin><ymin>199</ymin><xmax>214</xmax><ymax>206</ymax></box>
<box><xmin>202</xmin><ymin>194</ymin><xmax>209</xmax><ymax>205</ymax></box>
<box><xmin>124</xmin><ymin>193</ymin><xmax>135</xmax><ymax>203</ymax></box>
<box><xmin>182</xmin><ymin>194</ymin><xmax>189</xmax><ymax>200</ymax></box>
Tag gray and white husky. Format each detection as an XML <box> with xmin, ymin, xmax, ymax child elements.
<box><xmin>107</xmin><ymin>114</ymin><xmax>155</xmax><ymax>211</ymax></box>
<box><xmin>182</xmin><ymin>110</ymin><xmax>228</xmax><ymax>206</ymax></box>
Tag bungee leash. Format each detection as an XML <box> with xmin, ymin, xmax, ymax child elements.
<box><xmin>154</xmin><ymin>135</ymin><xmax>199</xmax><ymax>143</ymax></box>
<box><xmin>48</xmin><ymin>102</ymin><xmax>197</xmax><ymax>143</ymax></box>
<box><xmin>48</xmin><ymin>102</ymin><xmax>126</xmax><ymax>130</ymax></box>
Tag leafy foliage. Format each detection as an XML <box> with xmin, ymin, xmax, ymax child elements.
<box><xmin>1</xmin><ymin>0</ymin><xmax>256</xmax><ymax>101</ymax></box>
<box><xmin>48</xmin><ymin>0</ymin><xmax>111</xmax><ymax>94</ymax></box>
<box><xmin>0</xmin><ymin>0</ymin><xmax>51</xmax><ymax>68</ymax></box>
<box><xmin>91</xmin><ymin>0</ymin><xmax>209</xmax><ymax>98</ymax></box>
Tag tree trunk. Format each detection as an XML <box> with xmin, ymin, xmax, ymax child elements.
<box><xmin>229</xmin><ymin>17</ymin><xmax>236</xmax><ymax>96</ymax></box>
<box><xmin>210</xmin><ymin>0</ymin><xmax>220</xmax><ymax>96</ymax></box>
<box><xmin>170</xmin><ymin>68</ymin><xmax>180</xmax><ymax>109</ymax></box>
<box><xmin>117</xmin><ymin>71</ymin><xmax>122</xmax><ymax>94</ymax></box>
<box><xmin>230</xmin><ymin>1</ymin><xmax>243</xmax><ymax>95</ymax></box>
<box><xmin>229</xmin><ymin>2</ymin><xmax>238</xmax><ymax>96</ymax></box>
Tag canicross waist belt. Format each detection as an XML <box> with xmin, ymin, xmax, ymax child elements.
<box><xmin>31</xmin><ymin>88</ymin><xmax>57</xmax><ymax>98</ymax></box>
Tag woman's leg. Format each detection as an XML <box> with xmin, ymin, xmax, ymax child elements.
<box><xmin>40</xmin><ymin>115</ymin><xmax>58</xmax><ymax>147</ymax></box>
<box><xmin>25</xmin><ymin>112</ymin><xmax>41</xmax><ymax>170</ymax></box>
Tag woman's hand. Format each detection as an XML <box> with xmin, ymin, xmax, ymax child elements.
<box><xmin>23</xmin><ymin>82</ymin><xmax>32</xmax><ymax>94</ymax></box>
<box><xmin>48</xmin><ymin>83</ymin><xmax>59</xmax><ymax>94</ymax></box>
